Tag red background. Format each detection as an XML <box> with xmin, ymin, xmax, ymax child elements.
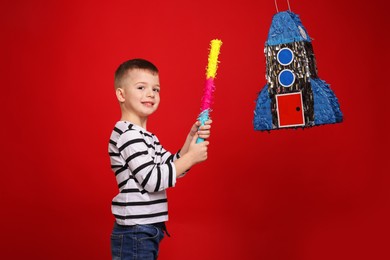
<box><xmin>1</xmin><ymin>0</ymin><xmax>389</xmax><ymax>259</ymax></box>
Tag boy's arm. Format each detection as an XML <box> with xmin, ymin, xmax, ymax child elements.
<box><xmin>118</xmin><ymin>131</ymin><xmax>178</xmax><ymax>193</ymax></box>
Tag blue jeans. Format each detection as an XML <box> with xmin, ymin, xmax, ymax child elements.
<box><xmin>111</xmin><ymin>223</ymin><xmax>165</xmax><ymax>260</ymax></box>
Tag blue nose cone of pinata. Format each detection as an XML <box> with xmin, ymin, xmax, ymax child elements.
<box><xmin>266</xmin><ymin>11</ymin><xmax>311</xmax><ymax>46</ymax></box>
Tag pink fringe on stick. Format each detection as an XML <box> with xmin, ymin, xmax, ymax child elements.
<box><xmin>200</xmin><ymin>78</ymin><xmax>215</xmax><ymax>111</ymax></box>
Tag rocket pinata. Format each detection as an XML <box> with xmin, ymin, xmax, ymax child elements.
<box><xmin>253</xmin><ymin>11</ymin><xmax>343</xmax><ymax>131</ymax></box>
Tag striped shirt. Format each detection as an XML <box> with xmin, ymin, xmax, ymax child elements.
<box><xmin>108</xmin><ymin>121</ymin><xmax>182</xmax><ymax>225</ymax></box>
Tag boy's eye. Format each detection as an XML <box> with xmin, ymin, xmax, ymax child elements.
<box><xmin>153</xmin><ymin>88</ymin><xmax>160</xmax><ymax>93</ymax></box>
<box><xmin>137</xmin><ymin>86</ymin><xmax>145</xmax><ymax>90</ymax></box>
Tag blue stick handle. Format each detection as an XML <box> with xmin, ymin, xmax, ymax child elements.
<box><xmin>196</xmin><ymin>109</ymin><xmax>209</xmax><ymax>143</ymax></box>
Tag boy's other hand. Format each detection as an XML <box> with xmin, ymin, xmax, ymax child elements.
<box><xmin>190</xmin><ymin>120</ymin><xmax>212</xmax><ymax>140</ymax></box>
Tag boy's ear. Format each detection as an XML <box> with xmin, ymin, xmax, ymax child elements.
<box><xmin>116</xmin><ymin>88</ymin><xmax>125</xmax><ymax>102</ymax></box>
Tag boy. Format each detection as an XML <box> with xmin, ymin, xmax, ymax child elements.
<box><xmin>108</xmin><ymin>59</ymin><xmax>211</xmax><ymax>260</ymax></box>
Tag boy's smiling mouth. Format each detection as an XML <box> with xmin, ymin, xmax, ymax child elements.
<box><xmin>142</xmin><ymin>101</ymin><xmax>154</xmax><ymax>107</ymax></box>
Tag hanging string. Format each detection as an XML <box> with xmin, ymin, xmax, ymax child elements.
<box><xmin>274</xmin><ymin>0</ymin><xmax>292</xmax><ymax>13</ymax></box>
<box><xmin>287</xmin><ymin>0</ymin><xmax>291</xmax><ymax>11</ymax></box>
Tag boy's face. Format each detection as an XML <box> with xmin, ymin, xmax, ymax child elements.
<box><xmin>116</xmin><ymin>69</ymin><xmax>160</xmax><ymax>119</ymax></box>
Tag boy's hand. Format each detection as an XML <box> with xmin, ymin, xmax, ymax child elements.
<box><xmin>177</xmin><ymin>120</ymin><xmax>212</xmax><ymax>164</ymax></box>
<box><xmin>189</xmin><ymin>120</ymin><xmax>212</xmax><ymax>140</ymax></box>
<box><xmin>187</xmin><ymin>133</ymin><xmax>209</xmax><ymax>165</ymax></box>
<box><xmin>174</xmin><ymin>132</ymin><xmax>209</xmax><ymax>176</ymax></box>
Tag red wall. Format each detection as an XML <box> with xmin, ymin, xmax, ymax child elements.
<box><xmin>1</xmin><ymin>0</ymin><xmax>388</xmax><ymax>259</ymax></box>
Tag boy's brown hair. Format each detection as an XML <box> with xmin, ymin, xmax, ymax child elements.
<box><xmin>114</xmin><ymin>59</ymin><xmax>159</xmax><ymax>89</ymax></box>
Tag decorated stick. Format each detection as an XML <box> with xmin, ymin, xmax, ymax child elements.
<box><xmin>197</xmin><ymin>39</ymin><xmax>223</xmax><ymax>143</ymax></box>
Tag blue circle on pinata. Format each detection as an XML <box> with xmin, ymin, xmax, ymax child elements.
<box><xmin>277</xmin><ymin>48</ymin><xmax>294</xmax><ymax>66</ymax></box>
<box><xmin>278</xmin><ymin>69</ymin><xmax>295</xmax><ymax>87</ymax></box>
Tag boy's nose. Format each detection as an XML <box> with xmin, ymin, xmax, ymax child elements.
<box><xmin>147</xmin><ymin>89</ymin><xmax>155</xmax><ymax>97</ymax></box>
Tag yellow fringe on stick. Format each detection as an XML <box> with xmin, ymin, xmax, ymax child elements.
<box><xmin>206</xmin><ymin>39</ymin><xmax>223</xmax><ymax>79</ymax></box>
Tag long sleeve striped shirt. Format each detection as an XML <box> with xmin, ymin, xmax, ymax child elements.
<box><xmin>108</xmin><ymin>121</ymin><xmax>182</xmax><ymax>225</ymax></box>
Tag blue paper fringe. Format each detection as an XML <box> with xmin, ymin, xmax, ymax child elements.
<box><xmin>253</xmin><ymin>85</ymin><xmax>273</xmax><ymax>131</ymax></box>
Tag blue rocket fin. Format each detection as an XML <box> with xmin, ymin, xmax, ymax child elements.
<box><xmin>311</xmin><ymin>78</ymin><xmax>343</xmax><ymax>125</ymax></box>
<box><xmin>254</xmin><ymin>84</ymin><xmax>273</xmax><ymax>131</ymax></box>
